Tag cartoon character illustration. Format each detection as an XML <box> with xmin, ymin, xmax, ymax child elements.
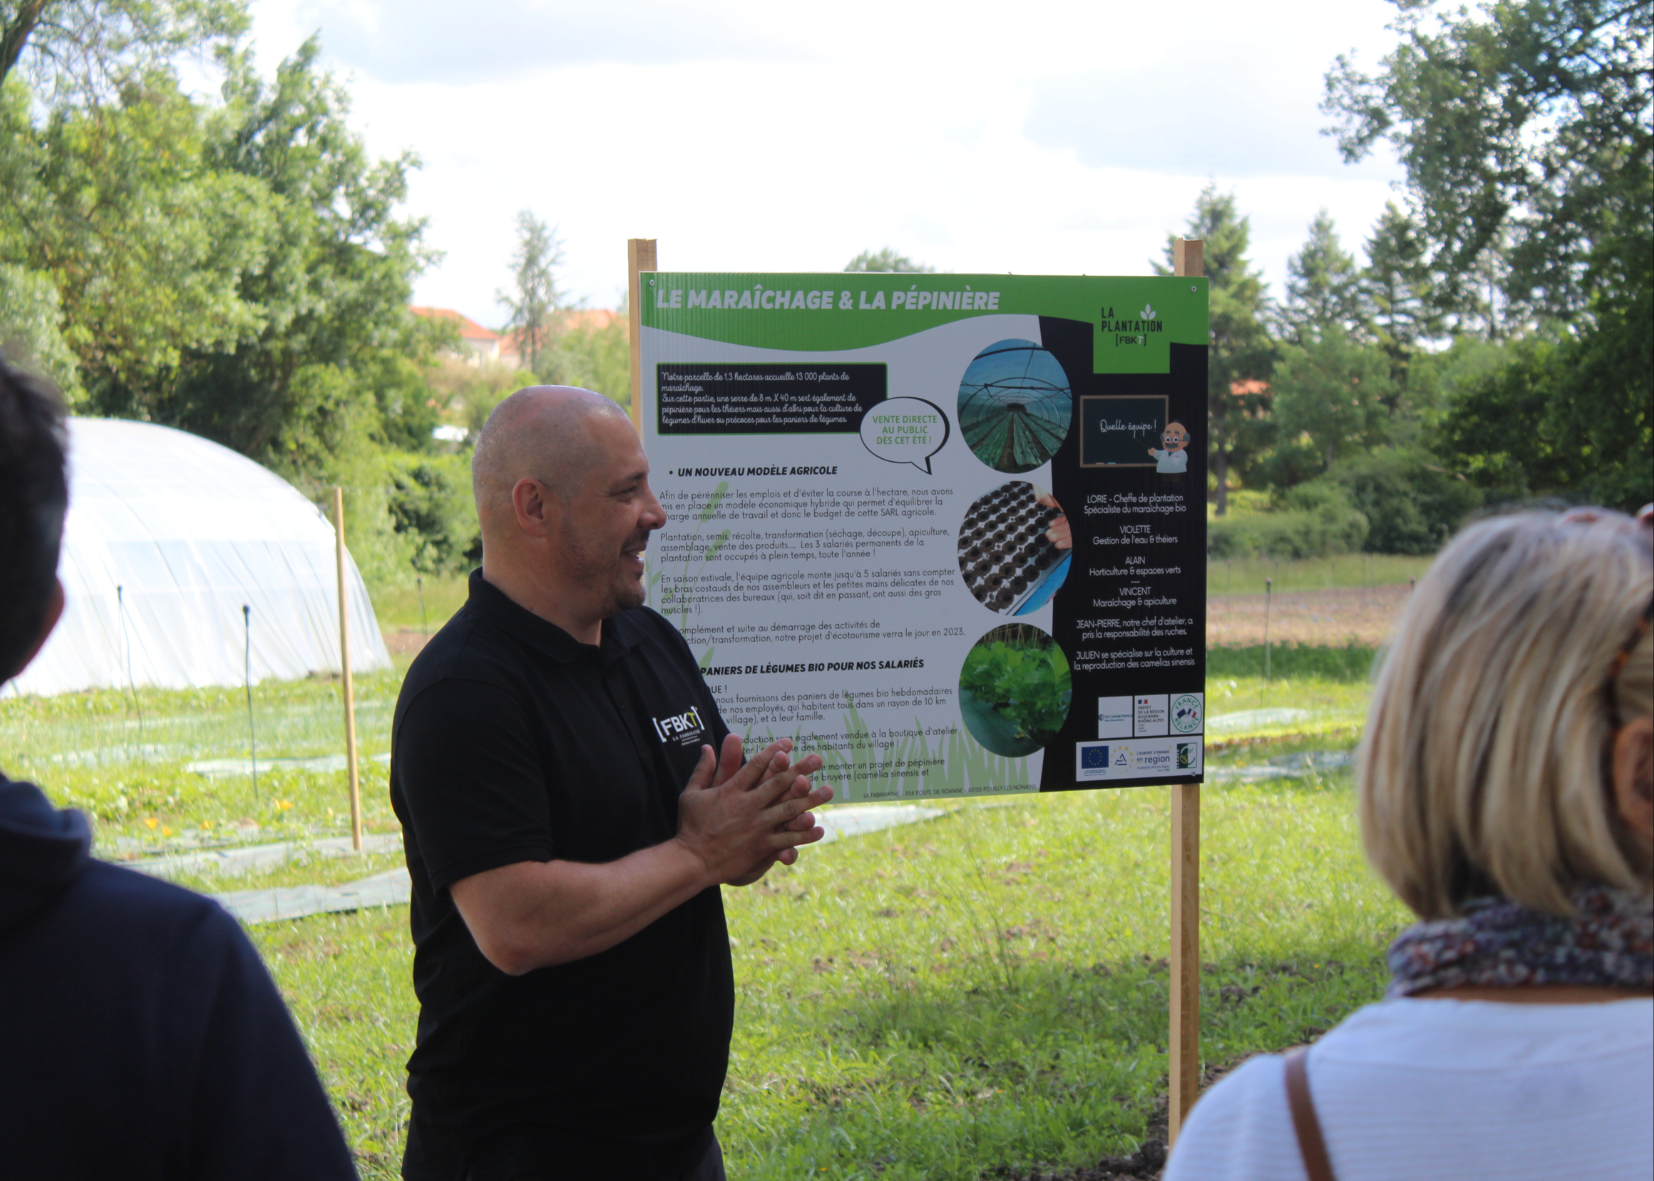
<box><xmin>1147</xmin><ymin>422</ymin><xmax>1190</xmax><ymax>474</ymax></box>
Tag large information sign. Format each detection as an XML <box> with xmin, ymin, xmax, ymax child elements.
<box><xmin>639</xmin><ymin>273</ymin><xmax>1207</xmax><ymax>801</ymax></box>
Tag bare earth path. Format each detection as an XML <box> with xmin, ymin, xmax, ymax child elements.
<box><xmin>1206</xmin><ymin>583</ymin><xmax>1409</xmax><ymax>647</ymax></box>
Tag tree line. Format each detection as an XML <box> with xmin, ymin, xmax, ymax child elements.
<box><xmin>0</xmin><ymin>0</ymin><xmax>630</xmax><ymax>586</ymax></box>
<box><xmin>1174</xmin><ymin>0</ymin><xmax>1649</xmax><ymax>558</ymax></box>
<box><xmin>1</xmin><ymin>0</ymin><xmax>1646</xmax><ymax>584</ymax></box>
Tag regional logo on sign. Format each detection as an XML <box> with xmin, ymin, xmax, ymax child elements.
<box><xmin>1171</xmin><ymin>693</ymin><xmax>1204</xmax><ymax>734</ymax></box>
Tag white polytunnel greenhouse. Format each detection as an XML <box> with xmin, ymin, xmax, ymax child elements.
<box><xmin>4</xmin><ymin>418</ymin><xmax>390</xmax><ymax>698</ymax></box>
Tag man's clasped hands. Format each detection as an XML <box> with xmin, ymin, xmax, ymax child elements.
<box><xmin>676</xmin><ymin>736</ymin><xmax>835</xmax><ymax>887</ymax></box>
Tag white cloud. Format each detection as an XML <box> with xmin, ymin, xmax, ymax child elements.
<box><xmin>289</xmin><ymin>0</ymin><xmax>805</xmax><ymax>82</ymax></box>
<box><xmin>245</xmin><ymin>0</ymin><xmax>1410</xmax><ymax>325</ymax></box>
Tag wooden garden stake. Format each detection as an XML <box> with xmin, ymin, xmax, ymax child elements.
<box><xmin>1169</xmin><ymin>238</ymin><xmax>1203</xmax><ymax>1145</ymax></box>
<box><xmin>333</xmin><ymin>486</ymin><xmax>363</xmax><ymax>852</ymax></box>
<box><xmin>628</xmin><ymin>238</ymin><xmax>658</xmax><ymax>434</ymax></box>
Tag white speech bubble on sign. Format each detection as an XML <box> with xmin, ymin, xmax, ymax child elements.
<box><xmin>859</xmin><ymin>397</ymin><xmax>951</xmax><ymax>474</ymax></box>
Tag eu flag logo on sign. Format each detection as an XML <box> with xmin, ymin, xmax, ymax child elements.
<box><xmin>1081</xmin><ymin>745</ymin><xmax>1108</xmax><ymax>770</ymax></box>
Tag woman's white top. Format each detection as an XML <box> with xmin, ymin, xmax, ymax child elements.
<box><xmin>1165</xmin><ymin>997</ymin><xmax>1653</xmax><ymax>1181</ymax></box>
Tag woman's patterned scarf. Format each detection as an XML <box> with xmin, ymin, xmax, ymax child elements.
<box><xmin>1387</xmin><ymin>885</ymin><xmax>1653</xmax><ymax>998</ymax></box>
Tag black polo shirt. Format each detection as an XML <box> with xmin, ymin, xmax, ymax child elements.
<box><xmin>390</xmin><ymin>571</ymin><xmax>733</xmax><ymax>1180</ymax></box>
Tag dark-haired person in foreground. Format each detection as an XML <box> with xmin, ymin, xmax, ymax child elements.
<box><xmin>393</xmin><ymin>386</ymin><xmax>835</xmax><ymax>1181</ymax></box>
<box><xmin>0</xmin><ymin>353</ymin><xmax>359</xmax><ymax>1178</ymax></box>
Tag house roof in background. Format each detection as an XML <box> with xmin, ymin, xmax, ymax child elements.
<box><xmin>501</xmin><ymin>308</ymin><xmax>621</xmax><ymax>344</ymax></box>
<box><xmin>499</xmin><ymin>309</ymin><xmax>623</xmax><ymax>357</ymax></box>
<box><xmin>411</xmin><ymin>306</ymin><xmax>499</xmax><ymax>341</ymax></box>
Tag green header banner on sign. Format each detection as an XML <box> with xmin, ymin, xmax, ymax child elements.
<box><xmin>641</xmin><ymin>273</ymin><xmax>1208</xmax><ymax>375</ymax></box>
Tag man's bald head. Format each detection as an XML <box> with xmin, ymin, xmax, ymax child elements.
<box><xmin>472</xmin><ymin>386</ymin><xmax>632</xmax><ymax>527</ymax></box>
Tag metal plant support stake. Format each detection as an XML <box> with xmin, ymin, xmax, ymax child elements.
<box><xmin>116</xmin><ymin>585</ymin><xmax>144</xmax><ymax>749</ymax></box>
<box><xmin>243</xmin><ymin>605</ymin><xmax>258</xmax><ymax>803</ymax></box>
<box><xmin>1263</xmin><ymin>578</ymin><xmax>1273</xmax><ymax>684</ymax></box>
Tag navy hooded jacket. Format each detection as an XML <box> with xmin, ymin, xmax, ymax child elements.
<box><xmin>0</xmin><ymin>771</ymin><xmax>358</xmax><ymax>1178</ymax></box>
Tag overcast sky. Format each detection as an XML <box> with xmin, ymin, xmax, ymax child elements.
<box><xmin>244</xmin><ymin>0</ymin><xmax>1409</xmax><ymax>325</ymax></box>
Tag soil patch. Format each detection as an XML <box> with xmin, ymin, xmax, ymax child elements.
<box><xmin>985</xmin><ymin>1137</ymin><xmax>1168</xmax><ymax>1181</ymax></box>
<box><xmin>383</xmin><ymin>628</ymin><xmax>434</xmax><ymax>657</ymax></box>
<box><xmin>1207</xmin><ymin>584</ymin><xmax>1408</xmax><ymax>647</ymax></box>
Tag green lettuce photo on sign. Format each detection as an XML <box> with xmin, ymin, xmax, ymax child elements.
<box><xmin>958</xmin><ymin>624</ymin><xmax>1073</xmax><ymax>758</ymax></box>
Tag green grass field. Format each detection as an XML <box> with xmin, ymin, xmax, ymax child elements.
<box><xmin>373</xmin><ymin>574</ymin><xmax>470</xmax><ymax>633</ymax></box>
<box><xmin>0</xmin><ymin>654</ymin><xmax>1403</xmax><ymax>1179</ymax></box>
<box><xmin>0</xmin><ymin>665</ymin><xmax>407</xmax><ymax>855</ymax></box>
<box><xmin>1203</xmin><ymin>553</ymin><xmax>1433</xmax><ymax>597</ymax></box>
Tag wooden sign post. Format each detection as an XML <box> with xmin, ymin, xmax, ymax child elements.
<box><xmin>1168</xmin><ymin>237</ymin><xmax>1204</xmax><ymax>1145</ymax></box>
<box><xmin>332</xmin><ymin>486</ymin><xmax>364</xmax><ymax>852</ymax></box>
<box><xmin>627</xmin><ymin>238</ymin><xmax>657</xmax><ymax>434</ymax></box>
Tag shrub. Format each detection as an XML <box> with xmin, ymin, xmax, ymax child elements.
<box><xmin>1246</xmin><ymin>430</ymin><xmax>1326</xmax><ymax>491</ymax></box>
<box><xmin>385</xmin><ymin>451</ymin><xmax>479</xmax><ymax>574</ymax></box>
<box><xmin>1308</xmin><ymin>446</ymin><xmax>1482</xmax><ymax>554</ymax></box>
<box><xmin>1209</xmin><ymin>483</ymin><xmax>1368</xmax><ymax>559</ymax></box>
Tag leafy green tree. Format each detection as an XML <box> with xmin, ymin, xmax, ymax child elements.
<box><xmin>142</xmin><ymin>39</ymin><xmax>441</xmax><ymax>468</ymax></box>
<box><xmin>1155</xmin><ymin>185</ymin><xmax>1274</xmax><ymax>515</ymax></box>
<box><xmin>1324</xmin><ymin>0</ymin><xmax>1650</xmax><ymax>321</ymax></box>
<box><xmin>0</xmin><ymin>0</ymin><xmax>245</xmax><ymax>101</ymax></box>
<box><xmin>545</xmin><ymin>313</ymin><xmax>631</xmax><ymax>410</ymax></box>
<box><xmin>425</xmin><ymin>357</ymin><xmax>538</xmax><ymax>440</ymax></box>
<box><xmin>1361</xmin><ymin>201</ymin><xmax>1441</xmax><ymax>384</ymax></box>
<box><xmin>0</xmin><ymin>261</ymin><xmax>79</xmax><ymax>392</ymax></box>
<box><xmin>844</xmin><ymin>247</ymin><xmax>934</xmax><ymax>273</ymax></box>
<box><xmin>1279</xmin><ymin>209</ymin><xmax>1365</xmax><ymax>342</ymax></box>
<box><xmin>1440</xmin><ymin>317</ymin><xmax>1653</xmax><ymax>509</ymax></box>
<box><xmin>4</xmin><ymin>72</ymin><xmax>271</xmax><ymax>398</ymax></box>
<box><xmin>1327</xmin><ymin>0</ymin><xmax>1651</xmax><ymax>508</ymax></box>
<box><xmin>1269</xmin><ymin>327</ymin><xmax>1393</xmax><ymax>470</ymax></box>
<box><xmin>2</xmin><ymin>38</ymin><xmax>442</xmax><ymax>469</ymax></box>
<box><xmin>498</xmin><ymin>210</ymin><xmax>564</xmax><ymax>378</ymax></box>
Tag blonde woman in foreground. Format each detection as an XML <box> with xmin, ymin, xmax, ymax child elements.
<box><xmin>1166</xmin><ymin>507</ymin><xmax>1653</xmax><ymax>1181</ymax></box>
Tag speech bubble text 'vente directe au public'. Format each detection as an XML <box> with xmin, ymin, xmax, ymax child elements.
<box><xmin>859</xmin><ymin>397</ymin><xmax>951</xmax><ymax>474</ymax></box>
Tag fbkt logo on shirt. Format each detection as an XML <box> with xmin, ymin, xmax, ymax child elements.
<box><xmin>652</xmin><ymin>706</ymin><xmax>708</xmax><ymax>746</ymax></box>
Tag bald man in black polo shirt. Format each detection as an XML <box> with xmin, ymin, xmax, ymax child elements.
<box><xmin>391</xmin><ymin>387</ymin><xmax>833</xmax><ymax>1181</ymax></box>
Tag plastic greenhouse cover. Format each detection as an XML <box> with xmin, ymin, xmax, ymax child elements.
<box><xmin>957</xmin><ymin>339</ymin><xmax>1072</xmax><ymax>472</ymax></box>
<box><xmin>4</xmin><ymin>418</ymin><xmax>391</xmax><ymax>698</ymax></box>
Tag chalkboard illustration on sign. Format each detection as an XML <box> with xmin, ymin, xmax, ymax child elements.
<box><xmin>958</xmin><ymin>623</ymin><xmax>1072</xmax><ymax>758</ymax></box>
<box><xmin>955</xmin><ymin>480</ymin><xmax>1073</xmax><ymax>616</ymax></box>
<box><xmin>957</xmin><ymin>339</ymin><xmax>1072</xmax><ymax>473</ymax></box>
<box><xmin>1079</xmin><ymin>394</ymin><xmax>1167</xmax><ymax>468</ymax></box>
